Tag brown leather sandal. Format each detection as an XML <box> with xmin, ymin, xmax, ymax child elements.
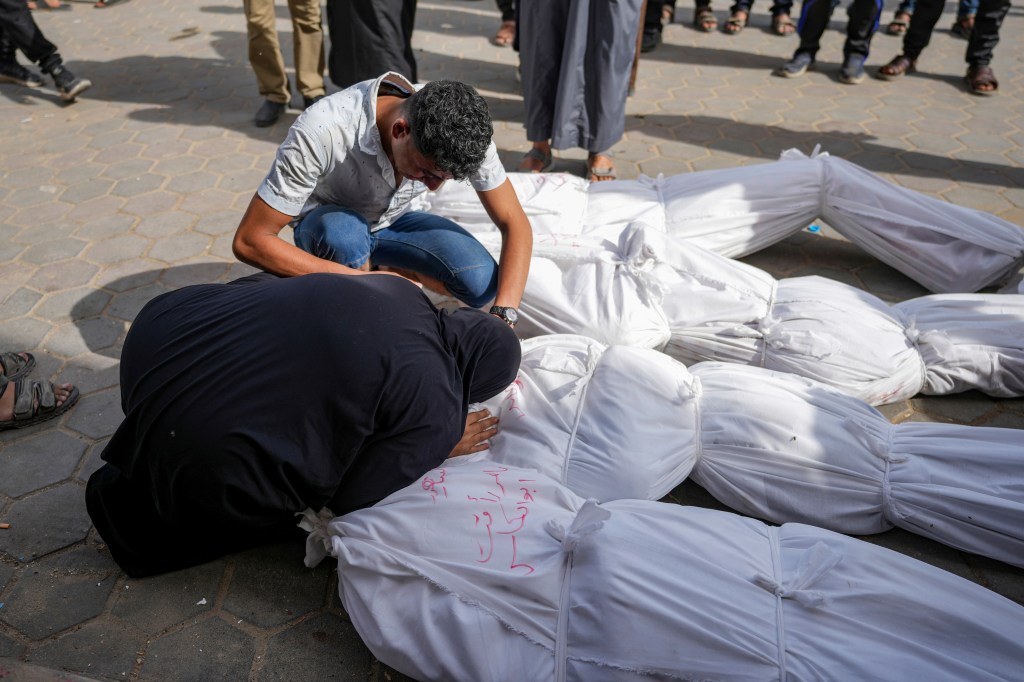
<box><xmin>877</xmin><ymin>54</ymin><xmax>916</xmax><ymax>80</ymax></box>
<box><xmin>771</xmin><ymin>13</ymin><xmax>796</xmax><ymax>35</ymax></box>
<box><xmin>965</xmin><ymin>65</ymin><xmax>998</xmax><ymax>96</ymax></box>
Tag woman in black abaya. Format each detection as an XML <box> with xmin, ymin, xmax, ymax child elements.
<box><xmin>86</xmin><ymin>272</ymin><xmax>520</xmax><ymax>577</ymax></box>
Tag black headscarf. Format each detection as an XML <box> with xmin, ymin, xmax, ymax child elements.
<box><xmin>439</xmin><ymin>306</ymin><xmax>522</xmax><ymax>410</ymax></box>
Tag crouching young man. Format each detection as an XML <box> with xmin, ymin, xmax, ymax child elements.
<box><xmin>232</xmin><ymin>72</ymin><xmax>531</xmax><ymax>328</ymax></box>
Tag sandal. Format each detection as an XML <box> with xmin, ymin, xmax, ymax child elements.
<box><xmin>965</xmin><ymin>65</ymin><xmax>998</xmax><ymax>96</ymax></box>
<box><xmin>0</xmin><ymin>375</ymin><xmax>79</xmax><ymax>431</ymax></box>
<box><xmin>492</xmin><ymin>19</ymin><xmax>515</xmax><ymax>47</ymax></box>
<box><xmin>693</xmin><ymin>7</ymin><xmax>717</xmax><ymax>32</ymax></box>
<box><xmin>0</xmin><ymin>352</ymin><xmax>35</xmax><ymax>381</ymax></box>
<box><xmin>518</xmin><ymin>147</ymin><xmax>553</xmax><ymax>173</ymax></box>
<box><xmin>771</xmin><ymin>13</ymin><xmax>796</xmax><ymax>35</ymax></box>
<box><xmin>886</xmin><ymin>11</ymin><xmax>911</xmax><ymax>35</ymax></box>
<box><xmin>877</xmin><ymin>54</ymin><xmax>916</xmax><ymax>80</ymax></box>
<box><xmin>725</xmin><ymin>10</ymin><xmax>747</xmax><ymax>34</ymax></box>
<box><xmin>586</xmin><ymin>153</ymin><xmax>616</xmax><ymax>182</ymax></box>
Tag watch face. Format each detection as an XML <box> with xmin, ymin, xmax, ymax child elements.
<box><xmin>505</xmin><ymin>308</ymin><xmax>519</xmax><ymax>324</ymax></box>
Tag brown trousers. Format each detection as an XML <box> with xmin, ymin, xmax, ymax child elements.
<box><xmin>244</xmin><ymin>0</ymin><xmax>325</xmax><ymax>103</ymax></box>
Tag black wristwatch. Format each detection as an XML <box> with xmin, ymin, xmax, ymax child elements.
<box><xmin>489</xmin><ymin>305</ymin><xmax>519</xmax><ymax>328</ymax></box>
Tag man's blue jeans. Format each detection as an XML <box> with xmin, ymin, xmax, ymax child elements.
<box><xmin>293</xmin><ymin>206</ymin><xmax>499</xmax><ymax>308</ymax></box>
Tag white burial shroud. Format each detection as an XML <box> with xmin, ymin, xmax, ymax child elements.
<box><xmin>475</xmin><ymin>335</ymin><xmax>1024</xmax><ymax>569</ymax></box>
<box><xmin>475</xmin><ymin>222</ymin><xmax>1024</xmax><ymax>405</ymax></box>
<box><xmin>302</xmin><ymin>459</ymin><xmax>1024</xmax><ymax>682</ymax></box>
<box><xmin>413</xmin><ymin>147</ymin><xmax>1024</xmax><ymax>293</ymax></box>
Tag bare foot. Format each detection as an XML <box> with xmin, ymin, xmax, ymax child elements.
<box><xmin>493</xmin><ymin>19</ymin><xmax>515</xmax><ymax>46</ymax></box>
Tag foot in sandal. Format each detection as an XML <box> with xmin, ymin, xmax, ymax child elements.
<box><xmin>724</xmin><ymin>9</ymin><xmax>747</xmax><ymax>34</ymax></box>
<box><xmin>693</xmin><ymin>6</ymin><xmax>717</xmax><ymax>32</ymax></box>
<box><xmin>518</xmin><ymin>143</ymin><xmax>553</xmax><ymax>173</ymax></box>
<box><xmin>965</xmin><ymin>65</ymin><xmax>998</xmax><ymax>96</ymax></box>
<box><xmin>0</xmin><ymin>374</ymin><xmax>79</xmax><ymax>431</ymax></box>
<box><xmin>886</xmin><ymin>11</ymin><xmax>911</xmax><ymax>35</ymax></box>
<box><xmin>493</xmin><ymin>19</ymin><xmax>515</xmax><ymax>47</ymax></box>
<box><xmin>586</xmin><ymin>153</ymin><xmax>616</xmax><ymax>182</ymax></box>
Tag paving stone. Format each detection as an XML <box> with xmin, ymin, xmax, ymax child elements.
<box><xmin>0</xmin><ymin>431</ymin><xmax>88</xmax><ymax>497</ymax></box>
<box><xmin>20</xmin><ymin>239</ymin><xmax>88</xmax><ymax>266</ymax></box>
<box><xmin>258</xmin><ymin>612</ymin><xmax>373</xmax><ymax>682</ymax></box>
<box><xmin>141</xmin><ymin>617</ymin><xmax>254</xmax><ymax>682</ymax></box>
<box><xmin>134</xmin><ymin>211</ymin><xmax>197</xmax><ymax>239</ymax></box>
<box><xmin>912</xmin><ymin>391</ymin><xmax>999</xmax><ymax>424</ymax></box>
<box><xmin>64</xmin><ymin>389</ymin><xmax>123</xmax><ymax>441</ymax></box>
<box><xmin>81</xmin><ymin>234</ymin><xmax>151</xmax><ymax>266</ymax></box>
<box><xmin>76</xmin><ymin>437</ymin><xmax>111</xmax><ymax>484</ymax></box>
<box><xmin>46</xmin><ymin>318</ymin><xmax>123</xmax><ymax>358</ymax></box>
<box><xmin>158</xmin><ymin>261</ymin><xmax>231</xmax><ymax>289</ymax></box>
<box><xmin>148</xmin><ymin>232</ymin><xmax>211</xmax><ymax>263</ymax></box>
<box><xmin>193</xmin><ymin>209</ymin><xmax>241</xmax><ymax>237</ymax></box>
<box><xmin>104</xmin><ymin>283</ymin><xmax>172</xmax><ymax>322</ymax></box>
<box><xmin>0</xmin><ymin>287</ymin><xmax>43</xmax><ymax>319</ymax></box>
<box><xmin>0</xmin><ymin>631</ymin><xmax>25</xmax><ymax>658</ymax></box>
<box><xmin>223</xmin><ymin>543</ymin><xmax>333</xmax><ymax>629</ymax></box>
<box><xmin>0</xmin><ymin>317</ymin><xmax>52</xmax><ymax>352</ymax></box>
<box><xmin>29</xmin><ymin>620</ymin><xmax>143</xmax><ymax>680</ymax></box>
<box><xmin>34</xmin><ymin>288</ymin><xmax>109</xmax><ymax>326</ymax></box>
<box><xmin>111</xmin><ymin>559</ymin><xmax>226</xmax><ymax>634</ymax></box>
<box><xmin>65</xmin><ymin>196</ymin><xmax>126</xmax><ymax>225</ymax></box>
<box><xmin>91</xmin><ymin>260</ymin><xmax>163</xmax><ymax>293</ymax></box>
<box><xmin>121</xmin><ymin>191</ymin><xmax>179</xmax><ymax>217</ymax></box>
<box><xmin>0</xmin><ymin>484</ymin><xmax>92</xmax><ymax>564</ymax></box>
<box><xmin>0</xmin><ymin>549</ymin><xmax>116</xmax><ymax>639</ymax></box>
<box><xmin>73</xmin><ymin>213</ymin><xmax>139</xmax><ymax>242</ymax></box>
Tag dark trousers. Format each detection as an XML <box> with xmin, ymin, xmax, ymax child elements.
<box><xmin>326</xmin><ymin>0</ymin><xmax>417</xmax><ymax>89</ymax></box>
<box><xmin>495</xmin><ymin>0</ymin><xmax>514</xmax><ymax>21</ymax></box>
<box><xmin>901</xmin><ymin>0</ymin><xmax>1009</xmax><ymax>66</ymax></box>
<box><xmin>0</xmin><ymin>0</ymin><xmax>58</xmax><ymax>65</ymax></box>
<box><xmin>795</xmin><ymin>0</ymin><xmax>883</xmax><ymax>59</ymax></box>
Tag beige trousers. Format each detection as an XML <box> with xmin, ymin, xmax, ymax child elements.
<box><xmin>244</xmin><ymin>0</ymin><xmax>325</xmax><ymax>103</ymax></box>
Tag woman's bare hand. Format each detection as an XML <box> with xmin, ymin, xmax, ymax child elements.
<box><xmin>449</xmin><ymin>408</ymin><xmax>499</xmax><ymax>457</ymax></box>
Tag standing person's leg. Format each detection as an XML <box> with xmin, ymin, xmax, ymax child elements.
<box><xmin>326</xmin><ymin>0</ymin><xmax>417</xmax><ymax>89</ymax></box>
<box><xmin>876</xmin><ymin>0</ymin><xmax>943</xmax><ymax>79</ymax></box>
<box><xmin>964</xmin><ymin>0</ymin><xmax>1009</xmax><ymax>95</ymax></box>
<box><xmin>577</xmin><ymin>0</ymin><xmax>643</xmax><ymax>181</ymax></box>
<box><xmin>493</xmin><ymin>0</ymin><xmax>516</xmax><ymax>46</ymax></box>
<box><xmin>770</xmin><ymin>0</ymin><xmax>796</xmax><ymax>35</ymax></box>
<box><xmin>774</xmin><ymin>0</ymin><xmax>832</xmax><ymax>77</ymax></box>
<box><xmin>0</xmin><ymin>23</ymin><xmax>44</xmax><ymax>87</ymax></box>
<box><xmin>725</xmin><ymin>0</ymin><xmax>752</xmax><ymax>34</ymax></box>
<box><xmin>693</xmin><ymin>0</ymin><xmax>717</xmax><ymax>32</ymax></box>
<box><xmin>951</xmin><ymin>0</ymin><xmax>978</xmax><ymax>38</ymax></box>
<box><xmin>517</xmin><ymin>0</ymin><xmax>570</xmax><ymax>173</ymax></box>
<box><xmin>244</xmin><ymin>0</ymin><xmax>290</xmax><ymax>125</ymax></box>
<box><xmin>0</xmin><ymin>0</ymin><xmax>90</xmax><ymax>100</ymax></box>
<box><xmin>287</xmin><ymin>0</ymin><xmax>326</xmax><ymax>108</ymax></box>
<box><xmin>371</xmin><ymin>212</ymin><xmax>499</xmax><ymax>308</ymax></box>
<box><xmin>838</xmin><ymin>0</ymin><xmax>883</xmax><ymax>83</ymax></box>
<box><xmin>886</xmin><ymin>0</ymin><xmax>913</xmax><ymax>35</ymax></box>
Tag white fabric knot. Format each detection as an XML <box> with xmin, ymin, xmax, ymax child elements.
<box><xmin>753</xmin><ymin>541</ymin><xmax>841</xmax><ymax>609</ymax></box>
<box><xmin>297</xmin><ymin>507</ymin><xmax>337</xmax><ymax>568</ymax></box>
<box><xmin>903</xmin><ymin>317</ymin><xmax>956</xmax><ymax>359</ymax></box>
<box><xmin>779</xmin><ymin>145</ymin><xmax>829</xmax><ymax>162</ymax></box>
<box><xmin>546</xmin><ymin>500</ymin><xmax>611</xmax><ymax>552</ymax></box>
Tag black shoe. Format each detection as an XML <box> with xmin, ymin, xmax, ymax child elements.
<box><xmin>641</xmin><ymin>25</ymin><xmax>663</xmax><ymax>53</ymax></box>
<box><xmin>49</xmin><ymin>64</ymin><xmax>91</xmax><ymax>101</ymax></box>
<box><xmin>839</xmin><ymin>54</ymin><xmax>866</xmax><ymax>84</ymax></box>
<box><xmin>0</xmin><ymin>60</ymin><xmax>43</xmax><ymax>88</ymax></box>
<box><xmin>774</xmin><ymin>52</ymin><xmax>815</xmax><ymax>78</ymax></box>
<box><xmin>254</xmin><ymin>99</ymin><xmax>286</xmax><ymax>127</ymax></box>
<box><xmin>302</xmin><ymin>94</ymin><xmax>324</xmax><ymax>109</ymax></box>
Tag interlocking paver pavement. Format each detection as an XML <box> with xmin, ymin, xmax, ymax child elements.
<box><xmin>1</xmin><ymin>0</ymin><xmax>1022</xmax><ymax>679</ymax></box>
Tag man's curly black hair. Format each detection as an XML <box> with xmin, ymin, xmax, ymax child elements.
<box><xmin>405</xmin><ymin>80</ymin><xmax>493</xmax><ymax>181</ymax></box>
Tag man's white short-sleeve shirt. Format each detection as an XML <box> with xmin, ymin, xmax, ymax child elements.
<box><xmin>257</xmin><ymin>72</ymin><xmax>507</xmax><ymax>231</ymax></box>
